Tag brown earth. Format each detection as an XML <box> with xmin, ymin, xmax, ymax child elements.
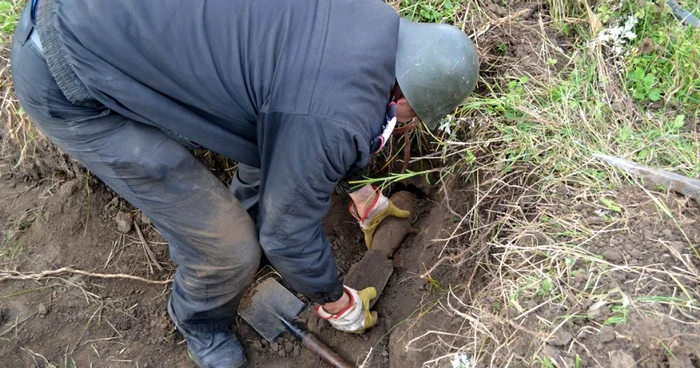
<box><xmin>0</xmin><ymin>171</ymin><xmax>468</xmax><ymax>367</ymax></box>
<box><xmin>483</xmin><ymin>186</ymin><xmax>700</xmax><ymax>368</ymax></box>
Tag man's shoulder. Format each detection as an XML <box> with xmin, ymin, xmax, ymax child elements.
<box><xmin>304</xmin><ymin>1</ymin><xmax>399</xmax><ymax>138</ymax></box>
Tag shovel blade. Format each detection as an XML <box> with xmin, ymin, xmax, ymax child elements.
<box><xmin>238</xmin><ymin>278</ymin><xmax>305</xmax><ymax>342</ymax></box>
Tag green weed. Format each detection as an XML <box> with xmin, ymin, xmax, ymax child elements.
<box><xmin>0</xmin><ymin>0</ymin><xmax>21</xmax><ymax>43</ymax></box>
<box><xmin>537</xmin><ymin>356</ymin><xmax>556</xmax><ymax>368</ymax></box>
<box><xmin>536</xmin><ymin>279</ymin><xmax>555</xmax><ymax>297</ymax></box>
<box><xmin>594</xmin><ymin>0</ymin><xmax>700</xmax><ymax>113</ymax></box>
<box><xmin>398</xmin><ymin>0</ymin><xmax>459</xmax><ymax>23</ymax></box>
<box><xmin>604</xmin><ymin>304</ymin><xmax>629</xmax><ymax>326</ymax></box>
<box><xmin>0</xmin><ymin>236</ymin><xmax>22</xmax><ymax>261</ymax></box>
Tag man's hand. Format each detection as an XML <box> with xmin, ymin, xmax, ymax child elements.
<box><xmin>315</xmin><ymin>286</ymin><xmax>378</xmax><ymax>334</ymax></box>
<box><xmin>349</xmin><ymin>186</ymin><xmax>410</xmax><ymax>248</ymax></box>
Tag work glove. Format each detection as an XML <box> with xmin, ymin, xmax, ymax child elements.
<box><xmin>315</xmin><ymin>286</ymin><xmax>378</xmax><ymax>334</ymax></box>
<box><xmin>349</xmin><ymin>188</ymin><xmax>410</xmax><ymax>249</ymax></box>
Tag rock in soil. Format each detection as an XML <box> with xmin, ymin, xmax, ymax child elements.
<box><xmin>115</xmin><ymin>211</ymin><xmax>133</xmax><ymax>233</ymax></box>
<box><xmin>598</xmin><ymin>326</ymin><xmax>615</xmax><ymax>343</ymax></box>
<box><xmin>37</xmin><ymin>303</ymin><xmax>48</xmax><ymax>317</ymax></box>
<box><xmin>609</xmin><ymin>350</ymin><xmax>636</xmax><ymax>368</ymax></box>
<box><xmin>59</xmin><ymin>179</ymin><xmax>82</xmax><ymax>198</ymax></box>
<box><xmin>669</xmin><ymin>354</ymin><xmax>693</xmax><ymax>368</ymax></box>
<box><xmin>602</xmin><ymin>249</ymin><xmax>623</xmax><ymax>263</ymax></box>
<box><xmin>139</xmin><ymin>211</ymin><xmax>152</xmax><ymax>225</ymax></box>
<box><xmin>269</xmin><ymin>342</ymin><xmax>279</xmax><ymax>352</ymax></box>
<box><xmin>549</xmin><ymin>330</ymin><xmax>573</xmax><ymax>346</ymax></box>
<box><xmin>284</xmin><ymin>341</ymin><xmax>294</xmax><ymax>354</ymax></box>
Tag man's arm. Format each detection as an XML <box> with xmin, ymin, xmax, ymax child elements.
<box><xmin>255</xmin><ymin>112</ymin><xmax>368</xmax><ymax>304</ymax></box>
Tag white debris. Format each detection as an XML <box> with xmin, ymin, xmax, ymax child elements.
<box><xmin>438</xmin><ymin>115</ymin><xmax>455</xmax><ymax>135</ymax></box>
<box><xmin>451</xmin><ymin>352</ymin><xmax>472</xmax><ymax>368</ymax></box>
<box><xmin>595</xmin><ymin>15</ymin><xmax>639</xmax><ymax>55</ymax></box>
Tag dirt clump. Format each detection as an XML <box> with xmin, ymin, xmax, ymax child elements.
<box><xmin>114</xmin><ymin>210</ymin><xmax>133</xmax><ymax>233</ymax></box>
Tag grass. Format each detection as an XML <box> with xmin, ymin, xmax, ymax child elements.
<box><xmin>0</xmin><ymin>0</ymin><xmax>41</xmax><ymax>177</ymax></box>
<box><xmin>0</xmin><ymin>0</ymin><xmax>20</xmax><ymax>44</ymax></box>
<box><xmin>385</xmin><ymin>0</ymin><xmax>700</xmax><ymax>366</ymax></box>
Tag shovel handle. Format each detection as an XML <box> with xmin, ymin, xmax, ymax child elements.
<box><xmin>302</xmin><ymin>333</ymin><xmax>353</xmax><ymax>368</ymax></box>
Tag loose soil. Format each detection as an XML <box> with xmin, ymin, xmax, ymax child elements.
<box><xmin>0</xmin><ymin>172</ymin><xmax>464</xmax><ymax>367</ymax></box>
<box><xmin>471</xmin><ymin>183</ymin><xmax>700</xmax><ymax>368</ymax></box>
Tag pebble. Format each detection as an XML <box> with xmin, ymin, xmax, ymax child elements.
<box><xmin>629</xmin><ymin>249</ymin><xmax>643</xmax><ymax>259</ymax></box>
<box><xmin>115</xmin><ymin>211</ymin><xmax>133</xmax><ymax>233</ymax></box>
<box><xmin>598</xmin><ymin>326</ymin><xmax>615</xmax><ymax>343</ymax></box>
<box><xmin>602</xmin><ymin>249</ymin><xmax>623</xmax><ymax>263</ymax></box>
<box><xmin>669</xmin><ymin>241</ymin><xmax>686</xmax><ymax>254</ymax></box>
<box><xmin>609</xmin><ymin>350</ymin><xmax>636</xmax><ymax>368</ymax></box>
<box><xmin>292</xmin><ymin>346</ymin><xmax>301</xmax><ymax>357</ymax></box>
<box><xmin>139</xmin><ymin>211</ymin><xmax>152</xmax><ymax>225</ymax></box>
<box><xmin>278</xmin><ymin>349</ymin><xmax>286</xmax><ymax>357</ymax></box>
<box><xmin>284</xmin><ymin>341</ymin><xmax>294</xmax><ymax>354</ymax></box>
<box><xmin>251</xmin><ymin>340</ymin><xmax>263</xmax><ymax>350</ymax></box>
<box><xmin>270</xmin><ymin>342</ymin><xmax>279</xmax><ymax>352</ymax></box>
<box><xmin>37</xmin><ymin>303</ymin><xmax>48</xmax><ymax>317</ymax></box>
<box><xmin>549</xmin><ymin>330</ymin><xmax>573</xmax><ymax>346</ymax></box>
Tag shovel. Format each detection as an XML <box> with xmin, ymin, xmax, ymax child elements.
<box><xmin>238</xmin><ymin>278</ymin><xmax>352</xmax><ymax>368</ymax></box>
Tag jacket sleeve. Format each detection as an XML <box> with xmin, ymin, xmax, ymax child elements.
<box><xmin>255</xmin><ymin>112</ymin><xmax>369</xmax><ymax>304</ymax></box>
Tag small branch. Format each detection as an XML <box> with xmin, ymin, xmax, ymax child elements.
<box><xmin>0</xmin><ymin>267</ymin><xmax>172</xmax><ymax>285</ymax></box>
<box><xmin>135</xmin><ymin>223</ymin><xmax>164</xmax><ymax>272</ymax></box>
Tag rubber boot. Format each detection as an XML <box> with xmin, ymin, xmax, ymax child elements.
<box><xmin>168</xmin><ymin>300</ymin><xmax>248</xmax><ymax>368</ymax></box>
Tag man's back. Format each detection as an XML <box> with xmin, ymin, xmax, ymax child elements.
<box><xmin>52</xmin><ymin>0</ymin><xmax>399</xmax><ymax>166</ymax></box>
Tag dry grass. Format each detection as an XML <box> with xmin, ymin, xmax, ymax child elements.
<box><xmin>0</xmin><ymin>37</ymin><xmax>36</xmax><ymax>175</ymax></box>
<box><xmin>388</xmin><ymin>0</ymin><xmax>700</xmax><ymax>366</ymax></box>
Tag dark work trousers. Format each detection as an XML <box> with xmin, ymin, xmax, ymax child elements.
<box><xmin>11</xmin><ymin>5</ymin><xmax>262</xmax><ymax>334</ymax></box>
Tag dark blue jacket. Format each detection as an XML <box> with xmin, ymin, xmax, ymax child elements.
<box><xmin>49</xmin><ymin>0</ymin><xmax>400</xmax><ymax>303</ymax></box>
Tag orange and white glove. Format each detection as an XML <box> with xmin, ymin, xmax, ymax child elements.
<box><xmin>315</xmin><ymin>286</ymin><xmax>378</xmax><ymax>334</ymax></box>
<box><xmin>350</xmin><ymin>188</ymin><xmax>410</xmax><ymax>249</ymax></box>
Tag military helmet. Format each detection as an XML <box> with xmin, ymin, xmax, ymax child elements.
<box><xmin>395</xmin><ymin>18</ymin><xmax>480</xmax><ymax>129</ymax></box>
